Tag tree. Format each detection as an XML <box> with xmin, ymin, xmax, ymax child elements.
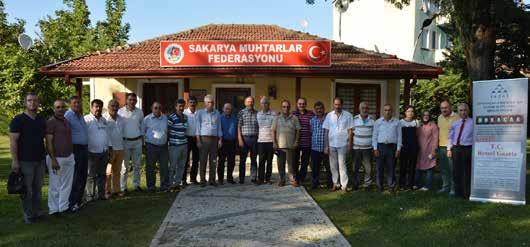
<box><xmin>95</xmin><ymin>0</ymin><xmax>130</xmax><ymax>49</ymax></box>
<box><xmin>0</xmin><ymin>0</ymin><xmax>130</xmax><ymax>133</ymax></box>
<box><xmin>307</xmin><ymin>0</ymin><xmax>529</xmax><ymax>82</ymax></box>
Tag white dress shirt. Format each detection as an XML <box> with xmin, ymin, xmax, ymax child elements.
<box><xmin>117</xmin><ymin>106</ymin><xmax>144</xmax><ymax>139</ymax></box>
<box><xmin>184</xmin><ymin>108</ymin><xmax>197</xmax><ymax>137</ymax></box>
<box><xmin>372</xmin><ymin>117</ymin><xmax>402</xmax><ymax>151</ymax></box>
<box><xmin>84</xmin><ymin>113</ymin><xmax>111</xmax><ymax>153</ymax></box>
<box><xmin>104</xmin><ymin>113</ymin><xmax>124</xmax><ymax>150</ymax></box>
<box><xmin>322</xmin><ymin>110</ymin><xmax>353</xmax><ymax>148</ymax></box>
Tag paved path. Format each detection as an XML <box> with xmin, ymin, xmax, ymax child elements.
<box><xmin>150</xmin><ymin>182</ymin><xmax>350</xmax><ymax>247</ymax></box>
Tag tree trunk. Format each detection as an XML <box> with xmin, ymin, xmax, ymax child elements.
<box><xmin>464</xmin><ymin>23</ymin><xmax>496</xmax><ymax>82</ymax></box>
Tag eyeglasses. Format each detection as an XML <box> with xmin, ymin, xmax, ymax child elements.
<box><xmin>153</xmin><ymin>107</ymin><xmax>161</xmax><ymax>109</ymax></box>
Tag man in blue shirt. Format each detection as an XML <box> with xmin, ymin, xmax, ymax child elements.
<box><xmin>64</xmin><ymin>95</ymin><xmax>89</xmax><ymax>212</ymax></box>
<box><xmin>195</xmin><ymin>95</ymin><xmax>223</xmax><ymax>186</ymax></box>
<box><xmin>218</xmin><ymin>103</ymin><xmax>238</xmax><ymax>184</ymax></box>
<box><xmin>309</xmin><ymin>101</ymin><xmax>332</xmax><ymax>190</ymax></box>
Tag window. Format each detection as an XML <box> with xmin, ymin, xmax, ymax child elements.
<box><xmin>335</xmin><ymin>83</ymin><xmax>381</xmax><ymax>117</ymax></box>
<box><xmin>421</xmin><ymin>31</ymin><xmax>430</xmax><ymax>49</ymax></box>
<box><xmin>431</xmin><ymin>30</ymin><xmax>438</xmax><ymax>49</ymax></box>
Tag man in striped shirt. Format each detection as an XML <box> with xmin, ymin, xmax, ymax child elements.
<box><xmin>293</xmin><ymin>97</ymin><xmax>315</xmax><ymax>184</ymax></box>
<box><xmin>352</xmin><ymin>102</ymin><xmax>375</xmax><ymax>190</ymax></box>
<box><xmin>167</xmin><ymin>99</ymin><xmax>188</xmax><ymax>190</ymax></box>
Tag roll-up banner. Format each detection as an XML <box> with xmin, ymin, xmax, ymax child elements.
<box><xmin>471</xmin><ymin>78</ymin><xmax>528</xmax><ymax>205</ymax></box>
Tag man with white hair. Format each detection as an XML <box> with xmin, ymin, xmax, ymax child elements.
<box><xmin>351</xmin><ymin>102</ymin><xmax>375</xmax><ymax>190</ymax></box>
<box><xmin>218</xmin><ymin>102</ymin><xmax>238</xmax><ymax>184</ymax></box>
<box><xmin>257</xmin><ymin>96</ymin><xmax>276</xmax><ymax>184</ymax></box>
<box><xmin>196</xmin><ymin>95</ymin><xmax>222</xmax><ymax>186</ymax></box>
<box><xmin>447</xmin><ymin>103</ymin><xmax>473</xmax><ymax>199</ymax></box>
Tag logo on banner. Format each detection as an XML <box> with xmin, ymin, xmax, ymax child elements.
<box><xmin>164</xmin><ymin>43</ymin><xmax>185</xmax><ymax>64</ymax></box>
<box><xmin>307</xmin><ymin>42</ymin><xmax>329</xmax><ymax>63</ymax></box>
<box><xmin>490</xmin><ymin>84</ymin><xmax>510</xmax><ymax>100</ymax></box>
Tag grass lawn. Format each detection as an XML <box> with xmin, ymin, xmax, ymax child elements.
<box><xmin>308</xmin><ymin>148</ymin><xmax>530</xmax><ymax>246</ymax></box>
<box><xmin>0</xmin><ymin>136</ymin><xmax>177</xmax><ymax>247</ymax></box>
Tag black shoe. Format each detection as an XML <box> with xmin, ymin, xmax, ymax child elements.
<box><xmin>134</xmin><ymin>187</ymin><xmax>143</xmax><ymax>192</ymax></box>
<box><xmin>251</xmin><ymin>179</ymin><xmax>257</xmax><ymax>184</ymax></box>
<box><xmin>24</xmin><ymin>217</ymin><xmax>35</xmax><ymax>225</ymax></box>
<box><xmin>200</xmin><ymin>183</ymin><xmax>207</xmax><ymax>187</ymax></box>
<box><xmin>239</xmin><ymin>180</ymin><xmax>245</xmax><ymax>184</ymax></box>
<box><xmin>191</xmin><ymin>180</ymin><xmax>199</xmax><ymax>185</ymax></box>
<box><xmin>209</xmin><ymin>182</ymin><xmax>218</xmax><ymax>187</ymax></box>
<box><xmin>227</xmin><ymin>179</ymin><xmax>236</xmax><ymax>184</ymax></box>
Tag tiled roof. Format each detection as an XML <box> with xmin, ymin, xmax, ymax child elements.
<box><xmin>40</xmin><ymin>24</ymin><xmax>443</xmax><ymax>78</ymax></box>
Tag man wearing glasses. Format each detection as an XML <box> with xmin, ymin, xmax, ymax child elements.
<box><xmin>437</xmin><ymin>100</ymin><xmax>458</xmax><ymax>195</ymax></box>
<box><xmin>143</xmin><ymin>102</ymin><xmax>169</xmax><ymax>192</ymax></box>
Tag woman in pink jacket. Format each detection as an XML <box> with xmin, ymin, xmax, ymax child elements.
<box><xmin>415</xmin><ymin>110</ymin><xmax>439</xmax><ymax>191</ymax></box>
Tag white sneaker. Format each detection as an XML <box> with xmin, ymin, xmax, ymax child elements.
<box><xmin>419</xmin><ymin>187</ymin><xmax>429</xmax><ymax>191</ymax></box>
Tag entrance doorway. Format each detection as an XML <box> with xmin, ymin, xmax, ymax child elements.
<box><xmin>142</xmin><ymin>83</ymin><xmax>179</xmax><ymax>115</ymax></box>
<box><xmin>215</xmin><ymin>87</ymin><xmax>252</xmax><ymax>114</ymax></box>
<box><xmin>335</xmin><ymin>83</ymin><xmax>381</xmax><ymax>117</ymax></box>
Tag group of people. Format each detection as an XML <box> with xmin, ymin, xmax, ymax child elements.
<box><xmin>9</xmin><ymin>91</ymin><xmax>474</xmax><ymax>225</ymax></box>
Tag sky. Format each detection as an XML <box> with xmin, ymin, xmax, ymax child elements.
<box><xmin>4</xmin><ymin>0</ymin><xmax>333</xmax><ymax>43</ymax></box>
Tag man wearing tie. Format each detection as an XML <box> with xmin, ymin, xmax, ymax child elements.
<box><xmin>447</xmin><ymin>103</ymin><xmax>473</xmax><ymax>199</ymax></box>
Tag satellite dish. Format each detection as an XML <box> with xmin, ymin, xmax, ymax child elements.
<box><xmin>18</xmin><ymin>34</ymin><xmax>33</xmax><ymax>50</ymax></box>
<box><xmin>300</xmin><ymin>19</ymin><xmax>309</xmax><ymax>30</ymax></box>
<box><xmin>335</xmin><ymin>0</ymin><xmax>350</xmax><ymax>13</ymax></box>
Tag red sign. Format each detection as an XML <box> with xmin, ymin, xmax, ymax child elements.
<box><xmin>160</xmin><ymin>40</ymin><xmax>331</xmax><ymax>67</ymax></box>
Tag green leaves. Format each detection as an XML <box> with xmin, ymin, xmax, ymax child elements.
<box><xmin>412</xmin><ymin>72</ymin><xmax>470</xmax><ymax>116</ymax></box>
<box><xmin>0</xmin><ymin>0</ymin><xmax>129</xmax><ymax>132</ymax></box>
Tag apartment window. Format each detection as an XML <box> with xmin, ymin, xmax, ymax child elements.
<box><xmin>421</xmin><ymin>31</ymin><xmax>430</xmax><ymax>49</ymax></box>
<box><xmin>431</xmin><ymin>30</ymin><xmax>438</xmax><ymax>49</ymax></box>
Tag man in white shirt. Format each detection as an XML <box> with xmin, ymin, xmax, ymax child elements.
<box><xmin>84</xmin><ymin>99</ymin><xmax>111</xmax><ymax>201</ymax></box>
<box><xmin>143</xmin><ymin>102</ymin><xmax>169</xmax><ymax>192</ymax></box>
<box><xmin>183</xmin><ymin>96</ymin><xmax>199</xmax><ymax>185</ymax></box>
<box><xmin>352</xmin><ymin>102</ymin><xmax>375</xmax><ymax>190</ymax></box>
<box><xmin>323</xmin><ymin>97</ymin><xmax>353</xmax><ymax>192</ymax></box>
<box><xmin>118</xmin><ymin>93</ymin><xmax>144</xmax><ymax>192</ymax></box>
<box><xmin>104</xmin><ymin>99</ymin><xmax>124</xmax><ymax>198</ymax></box>
<box><xmin>372</xmin><ymin>104</ymin><xmax>402</xmax><ymax>192</ymax></box>
<box><xmin>257</xmin><ymin>96</ymin><xmax>276</xmax><ymax>184</ymax></box>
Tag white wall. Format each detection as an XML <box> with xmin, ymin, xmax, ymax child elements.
<box><xmin>332</xmin><ymin>0</ymin><xmax>448</xmax><ymax>66</ymax></box>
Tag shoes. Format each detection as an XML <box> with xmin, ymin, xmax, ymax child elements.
<box><xmin>251</xmin><ymin>179</ymin><xmax>257</xmax><ymax>184</ymax></box>
<box><xmin>437</xmin><ymin>188</ymin><xmax>449</xmax><ymax>194</ymax></box>
<box><xmin>265</xmin><ymin>180</ymin><xmax>273</xmax><ymax>184</ymax></box>
<box><xmin>209</xmin><ymin>182</ymin><xmax>218</xmax><ymax>187</ymax></box>
<box><xmin>147</xmin><ymin>187</ymin><xmax>156</xmax><ymax>193</ymax></box>
<box><xmin>256</xmin><ymin>180</ymin><xmax>263</xmax><ymax>185</ymax></box>
<box><xmin>419</xmin><ymin>187</ymin><xmax>429</xmax><ymax>191</ymax></box>
<box><xmin>291</xmin><ymin>181</ymin><xmax>300</xmax><ymax>187</ymax></box>
<box><xmin>200</xmin><ymin>182</ymin><xmax>207</xmax><ymax>187</ymax></box>
<box><xmin>218</xmin><ymin>180</ymin><xmax>224</xmax><ymax>185</ymax></box>
<box><xmin>134</xmin><ymin>187</ymin><xmax>143</xmax><ymax>192</ymax></box>
<box><xmin>239</xmin><ymin>180</ymin><xmax>245</xmax><ymax>184</ymax></box>
<box><xmin>24</xmin><ymin>217</ymin><xmax>35</xmax><ymax>225</ymax></box>
<box><xmin>227</xmin><ymin>179</ymin><xmax>236</xmax><ymax>184</ymax></box>
<box><xmin>278</xmin><ymin>181</ymin><xmax>285</xmax><ymax>187</ymax></box>
<box><xmin>330</xmin><ymin>185</ymin><xmax>338</xmax><ymax>192</ymax></box>
<box><xmin>191</xmin><ymin>180</ymin><xmax>199</xmax><ymax>185</ymax></box>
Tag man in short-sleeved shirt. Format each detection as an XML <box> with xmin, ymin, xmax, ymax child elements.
<box><xmin>272</xmin><ymin>100</ymin><xmax>301</xmax><ymax>186</ymax></box>
<box><xmin>237</xmin><ymin>96</ymin><xmax>259</xmax><ymax>184</ymax></box>
<box><xmin>9</xmin><ymin>93</ymin><xmax>46</xmax><ymax>224</ymax></box>
<box><xmin>118</xmin><ymin>93</ymin><xmax>144</xmax><ymax>192</ymax></box>
<box><xmin>45</xmin><ymin>100</ymin><xmax>75</xmax><ymax>215</ymax></box>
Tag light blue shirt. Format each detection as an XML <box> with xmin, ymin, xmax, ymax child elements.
<box><xmin>65</xmin><ymin>109</ymin><xmax>88</xmax><ymax>145</ymax></box>
<box><xmin>142</xmin><ymin>113</ymin><xmax>168</xmax><ymax>146</ymax></box>
<box><xmin>372</xmin><ymin>117</ymin><xmax>402</xmax><ymax>151</ymax></box>
<box><xmin>195</xmin><ymin>109</ymin><xmax>222</xmax><ymax>137</ymax></box>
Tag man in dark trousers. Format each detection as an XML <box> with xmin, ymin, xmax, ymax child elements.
<box><xmin>9</xmin><ymin>92</ymin><xmax>47</xmax><ymax>224</ymax></box>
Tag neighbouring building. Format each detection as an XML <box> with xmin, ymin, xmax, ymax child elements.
<box><xmin>333</xmin><ymin>0</ymin><xmax>449</xmax><ymax>66</ymax></box>
<box><xmin>40</xmin><ymin>24</ymin><xmax>442</xmax><ymax>117</ymax></box>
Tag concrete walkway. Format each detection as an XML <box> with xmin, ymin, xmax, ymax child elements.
<box><xmin>150</xmin><ymin>182</ymin><xmax>351</xmax><ymax>247</ymax></box>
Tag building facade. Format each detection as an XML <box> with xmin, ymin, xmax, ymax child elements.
<box><xmin>333</xmin><ymin>0</ymin><xmax>449</xmax><ymax>66</ymax></box>
<box><xmin>40</xmin><ymin>24</ymin><xmax>442</xmax><ymax>116</ymax></box>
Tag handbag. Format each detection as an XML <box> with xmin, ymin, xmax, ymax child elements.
<box><xmin>7</xmin><ymin>171</ymin><xmax>26</xmax><ymax>194</ymax></box>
